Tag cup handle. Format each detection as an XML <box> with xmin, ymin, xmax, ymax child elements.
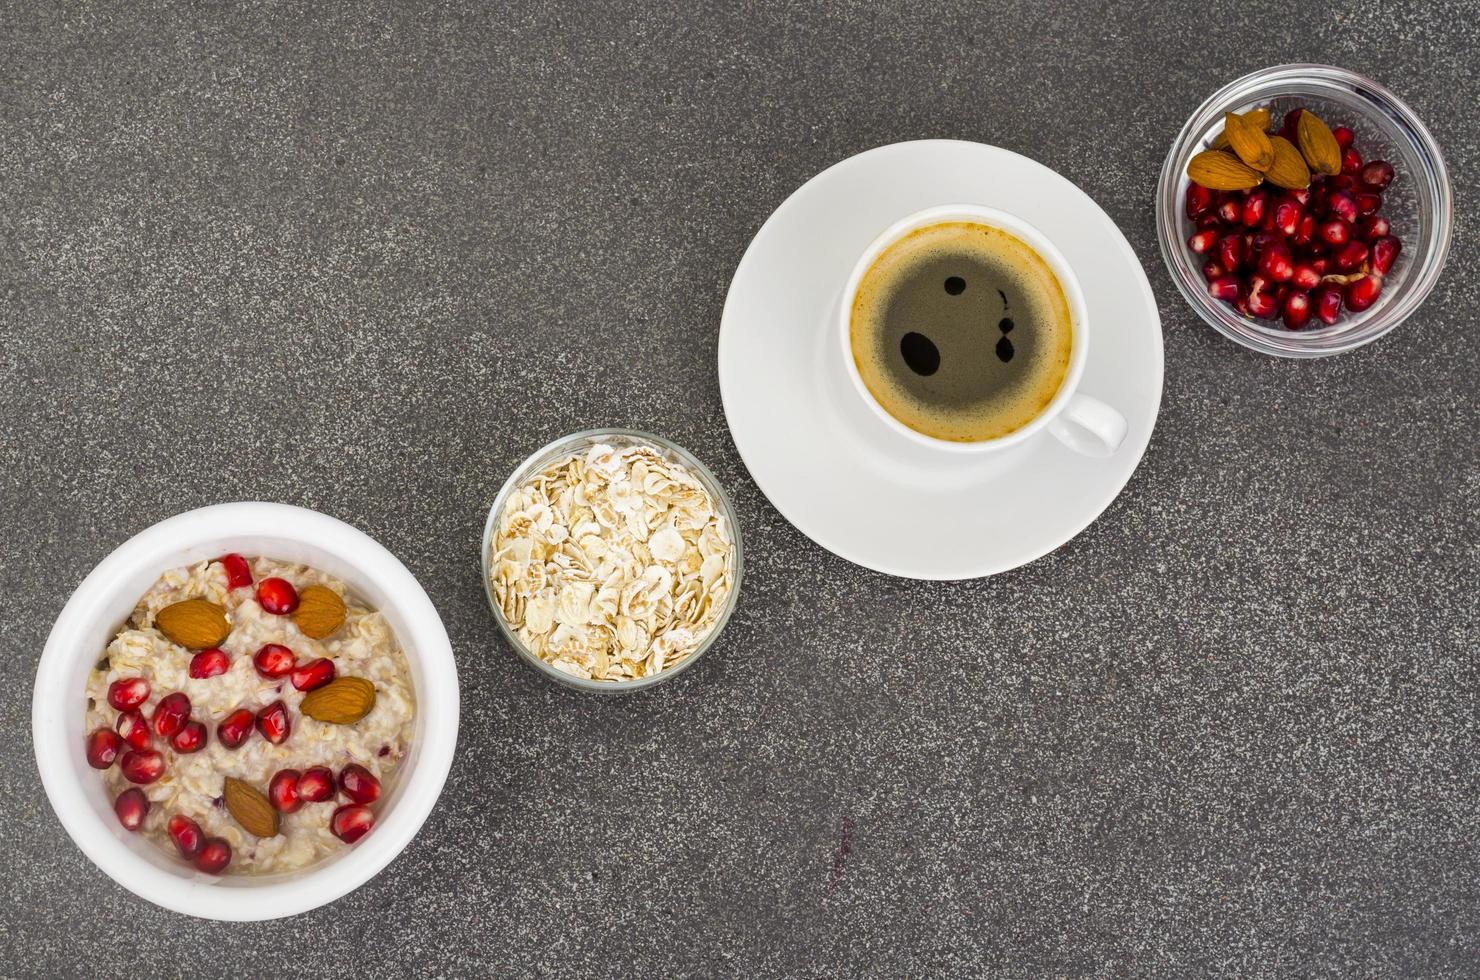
<box><xmin>1047</xmin><ymin>392</ymin><xmax>1127</xmax><ymax>458</ymax></box>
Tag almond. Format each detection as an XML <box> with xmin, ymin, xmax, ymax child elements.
<box><xmin>1186</xmin><ymin>150</ymin><xmax>1263</xmax><ymax>191</ymax></box>
<box><xmin>293</xmin><ymin>585</ymin><xmax>346</xmax><ymax>640</ymax></box>
<box><xmin>300</xmin><ymin>676</ymin><xmax>376</xmax><ymax>725</ymax></box>
<box><xmin>223</xmin><ymin>777</ymin><xmax>280</xmax><ymax>838</ymax></box>
<box><xmin>1264</xmin><ymin>136</ymin><xmax>1311</xmax><ymax>189</ymax></box>
<box><xmin>1223</xmin><ymin>111</ymin><xmax>1274</xmax><ymax>171</ymax></box>
<box><xmin>1296</xmin><ymin>109</ymin><xmax>1341</xmax><ymax>175</ymax></box>
<box><xmin>1210</xmin><ymin>106</ymin><xmax>1272</xmax><ymax>150</ymax></box>
<box><xmin>155</xmin><ymin>599</ymin><xmax>231</xmax><ymax>649</ymax></box>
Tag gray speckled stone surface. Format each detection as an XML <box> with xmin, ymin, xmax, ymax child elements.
<box><xmin>2</xmin><ymin>1</ymin><xmax>1477</xmax><ymax>976</ymax></box>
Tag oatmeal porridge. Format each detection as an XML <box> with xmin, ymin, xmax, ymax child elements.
<box><xmin>84</xmin><ymin>554</ymin><xmax>415</xmax><ymax>875</ymax></box>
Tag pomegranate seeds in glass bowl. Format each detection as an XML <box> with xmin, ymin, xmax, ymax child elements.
<box><xmin>1157</xmin><ymin>64</ymin><xmax>1452</xmax><ymax>357</ymax></box>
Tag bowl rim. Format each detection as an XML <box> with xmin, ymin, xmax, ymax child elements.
<box><xmin>32</xmin><ymin>502</ymin><xmax>459</xmax><ymax>921</ymax></box>
<box><xmin>1156</xmin><ymin>63</ymin><xmax>1453</xmax><ymax>358</ymax></box>
<box><xmin>480</xmin><ymin>427</ymin><xmax>744</xmax><ymax>693</ymax></box>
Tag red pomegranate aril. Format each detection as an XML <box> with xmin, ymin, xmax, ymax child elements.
<box><xmin>1341</xmin><ymin>147</ymin><xmax>1363</xmax><ymax>175</ymax></box>
<box><xmin>1359</xmin><ymin>159</ymin><xmax>1394</xmax><ymax>190</ymax></box>
<box><xmin>1188</xmin><ymin>229</ymin><xmax>1218</xmax><ymax>254</ymax></box>
<box><xmin>1259</xmin><ymin>244</ymin><xmax>1295</xmax><ymax>283</ymax></box>
<box><xmin>188</xmin><ymin>648</ymin><xmax>230</xmax><ymax>679</ymax></box>
<box><xmin>269</xmin><ymin>769</ymin><xmax>304</xmax><ymax>813</ymax></box>
<box><xmin>217</xmin><ymin>708</ymin><xmax>255</xmax><ymax>749</ymax></box>
<box><xmin>1196</xmin><ymin>213</ymin><xmax>1222</xmax><ymax>230</ymax></box>
<box><xmin>1318</xmin><ymin>219</ymin><xmax>1351</xmax><ymax>247</ymax></box>
<box><xmin>1216</xmin><ymin>234</ymin><xmax>1244</xmax><ymax>271</ymax></box>
<box><xmin>86</xmin><ymin>727</ymin><xmax>123</xmax><ymax>769</ymax></box>
<box><xmin>330</xmin><ymin>804</ymin><xmax>375</xmax><ymax>844</ymax></box>
<box><xmin>1345</xmin><ymin>274</ymin><xmax>1383</xmax><ymax>312</ymax></box>
<box><xmin>120</xmin><ymin>748</ymin><xmax>165</xmax><ymax>784</ymax></box>
<box><xmin>1292</xmin><ymin>263</ymin><xmax>1322</xmax><ymax>291</ymax></box>
<box><xmin>1371</xmin><ymin>236</ymin><xmax>1402</xmax><ymax>275</ymax></box>
<box><xmin>1314</xmin><ymin>287</ymin><xmax>1343</xmax><ymax>325</ymax></box>
<box><xmin>254</xmin><ymin>643</ymin><xmax>297</xmax><ymax>678</ymax></box>
<box><xmin>168</xmin><ymin>814</ymin><xmax>204</xmax><ymax>858</ymax></box>
<box><xmin>1288</xmin><ymin>187</ymin><xmax>1312</xmax><ymax>207</ymax></box>
<box><xmin>1326</xmin><ymin>191</ymin><xmax>1358</xmax><ymax>224</ymax></box>
<box><xmin>1279</xmin><ymin>108</ymin><xmax>1303</xmax><ymax>140</ymax></box>
<box><xmin>256</xmin><ymin>577</ymin><xmax>299</xmax><ymax>615</ymax></box>
<box><xmin>1310</xmin><ymin>257</ymin><xmax>1331</xmax><ymax>275</ymax></box>
<box><xmin>1333</xmin><ymin>125</ymin><xmax>1355</xmax><ymax>150</ymax></box>
<box><xmin>1354</xmin><ymin>191</ymin><xmax>1382</xmax><ymax>217</ymax></box>
<box><xmin>1208</xmin><ymin>276</ymin><xmax>1240</xmax><ymax>301</ymax></box>
<box><xmin>291</xmin><ymin>658</ymin><xmax>336</xmax><ymax>692</ymax></box>
<box><xmin>338</xmin><ymin>764</ymin><xmax>382</xmax><ymax>805</ymax></box>
<box><xmin>151</xmin><ymin>692</ymin><xmax>192</xmax><ymax>738</ymax></box>
<box><xmin>1216</xmin><ymin>197</ymin><xmax>1241</xmax><ymax>224</ymax></box>
<box><xmin>1282</xmin><ymin>290</ymin><xmax>1313</xmax><ymax>330</ymax></box>
<box><xmin>114</xmin><ymin>788</ymin><xmax>149</xmax><ymax>831</ymax></box>
<box><xmin>107</xmin><ymin>677</ymin><xmax>151</xmax><ymax>711</ymax></box>
<box><xmin>1186</xmin><ymin>182</ymin><xmax>1214</xmax><ymax>219</ymax></box>
<box><xmin>116</xmin><ymin>709</ymin><xmax>153</xmax><ymax>750</ymax></box>
<box><xmin>256</xmin><ymin>700</ymin><xmax>291</xmax><ymax>745</ymax></box>
<box><xmin>1273</xmin><ymin>200</ymin><xmax>1302</xmax><ymax>237</ymax></box>
<box><xmin>1359</xmin><ymin>215</ymin><xmax>1391</xmax><ymax>240</ymax></box>
<box><xmin>1329</xmin><ymin>174</ymin><xmax>1357</xmax><ymax>193</ymax></box>
<box><xmin>298</xmin><ymin>766</ymin><xmax>335</xmax><ymax>802</ymax></box>
<box><xmin>171</xmin><ymin>720</ymin><xmax>208</xmax><ymax>754</ymax></box>
<box><xmin>1241</xmin><ymin>188</ymin><xmax>1268</xmax><ymax>228</ymax></box>
<box><xmin>1334</xmin><ymin>241</ymin><xmax>1370</xmax><ymax>272</ymax></box>
<box><xmin>1202</xmin><ymin>259</ymin><xmax>1226</xmax><ymax>283</ymax></box>
<box><xmin>1292</xmin><ymin>214</ymin><xmax>1316</xmax><ymax>248</ymax></box>
<box><xmin>1245</xmin><ymin>276</ymin><xmax>1279</xmax><ymax>319</ymax></box>
<box><xmin>195</xmin><ymin>837</ymin><xmax>232</xmax><ymax>874</ymax></box>
<box><xmin>217</xmin><ymin>553</ymin><xmax>253</xmax><ymax>590</ymax></box>
<box><xmin>1249</xmin><ymin>232</ymin><xmax>1281</xmax><ymax>255</ymax></box>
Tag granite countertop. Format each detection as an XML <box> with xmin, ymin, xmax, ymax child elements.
<box><xmin>2</xmin><ymin>2</ymin><xmax>1476</xmax><ymax>976</ymax></box>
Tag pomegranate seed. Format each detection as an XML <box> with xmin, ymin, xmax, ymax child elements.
<box><xmin>1370</xmin><ymin>236</ymin><xmax>1401</xmax><ymax>276</ymax></box>
<box><xmin>1202</xmin><ymin>259</ymin><xmax>1226</xmax><ymax>283</ymax></box>
<box><xmin>1273</xmin><ymin>200</ymin><xmax>1302</xmax><ymax>237</ymax></box>
<box><xmin>269</xmin><ymin>769</ymin><xmax>303</xmax><ymax>813</ymax></box>
<box><xmin>1188</xmin><ymin>229</ymin><xmax>1218</xmax><ymax>254</ymax></box>
<box><xmin>378</xmin><ymin>745</ymin><xmax>391</xmax><ymax>758</ymax></box>
<box><xmin>151</xmin><ymin>692</ymin><xmax>191</xmax><ymax>738</ymax></box>
<box><xmin>86</xmin><ymin>728</ymin><xmax>123</xmax><ymax>769</ymax></box>
<box><xmin>1318</xmin><ymin>220</ymin><xmax>1351</xmax><ymax>247</ymax></box>
<box><xmin>1292</xmin><ymin>214</ymin><xmax>1316</xmax><ymax>248</ymax></box>
<box><xmin>120</xmin><ymin>748</ymin><xmax>165</xmax><ymax>784</ymax></box>
<box><xmin>256</xmin><ymin>700</ymin><xmax>291</xmax><ymax>745</ymax></box>
<box><xmin>1333</xmin><ymin>125</ymin><xmax>1355</xmax><ymax>150</ymax></box>
<box><xmin>217</xmin><ymin>708</ymin><xmax>255</xmax><ymax>749</ymax></box>
<box><xmin>171</xmin><ymin>720</ymin><xmax>208</xmax><ymax>754</ymax></box>
<box><xmin>256</xmin><ymin>577</ymin><xmax>299</xmax><ymax>615</ymax></box>
<box><xmin>1196</xmin><ymin>213</ymin><xmax>1222</xmax><ymax>230</ymax></box>
<box><xmin>1216</xmin><ymin>198</ymin><xmax>1241</xmax><ymax>225</ymax></box>
<box><xmin>1282</xmin><ymin>290</ymin><xmax>1313</xmax><ymax>330</ymax></box>
<box><xmin>1334</xmin><ymin>241</ymin><xmax>1370</xmax><ymax>272</ymax></box>
<box><xmin>1185</xmin><ymin>183</ymin><xmax>1214</xmax><ymax>219</ymax></box>
<box><xmin>338</xmin><ymin>764</ymin><xmax>382</xmax><ymax>804</ymax></box>
<box><xmin>290</xmin><ymin>658</ymin><xmax>336</xmax><ymax>692</ymax></box>
<box><xmin>1249</xmin><ymin>232</ymin><xmax>1281</xmax><ymax>255</ymax></box>
<box><xmin>1216</xmin><ymin>234</ymin><xmax>1244</xmax><ymax>271</ymax></box>
<box><xmin>114</xmin><ymin>788</ymin><xmax>149</xmax><ymax>831</ymax></box>
<box><xmin>1345</xmin><ymin>274</ymin><xmax>1383</xmax><ymax>312</ymax></box>
<box><xmin>1279</xmin><ymin>108</ymin><xmax>1303</xmax><ymax>140</ymax></box>
<box><xmin>116</xmin><ymin>709</ymin><xmax>153</xmax><ymax>750</ymax></box>
<box><xmin>298</xmin><ymin>766</ymin><xmax>335</xmax><ymax>802</ymax></box>
<box><xmin>1241</xmin><ymin>188</ymin><xmax>1268</xmax><ymax>228</ymax></box>
<box><xmin>216</xmin><ymin>553</ymin><xmax>253</xmax><ymax>590</ymax></box>
<box><xmin>189</xmin><ymin>648</ymin><xmax>230</xmax><ymax>679</ymax></box>
<box><xmin>1359</xmin><ymin>215</ymin><xmax>1391</xmax><ymax>240</ymax></box>
<box><xmin>1314</xmin><ymin>287</ymin><xmax>1344</xmax><ymax>325</ymax></box>
<box><xmin>1244</xmin><ymin>276</ymin><xmax>1278</xmax><ymax>319</ymax></box>
<box><xmin>195</xmin><ymin>837</ymin><xmax>232</xmax><ymax>874</ymax></box>
<box><xmin>1288</xmin><ymin>187</ymin><xmax>1312</xmax><ymax>207</ymax></box>
<box><xmin>107</xmin><ymin>677</ymin><xmax>151</xmax><ymax>711</ymax></box>
<box><xmin>1207</xmin><ymin>276</ymin><xmax>1240</xmax><ymax>301</ymax></box>
<box><xmin>1358</xmin><ymin>159</ymin><xmax>1394</xmax><ymax>190</ymax></box>
<box><xmin>1258</xmin><ymin>244</ymin><xmax>1295</xmax><ymax>283</ymax></box>
<box><xmin>1310</xmin><ymin>257</ymin><xmax>1331</xmax><ymax>275</ymax></box>
<box><xmin>168</xmin><ymin>814</ymin><xmax>203</xmax><ymax>858</ymax></box>
<box><xmin>1353</xmin><ymin>191</ymin><xmax>1382</xmax><ymax>217</ymax></box>
<box><xmin>1292</xmin><ymin>263</ymin><xmax>1322</xmax><ymax>291</ymax></box>
<box><xmin>330</xmin><ymin>804</ymin><xmax>375</xmax><ymax>844</ymax></box>
<box><xmin>1341</xmin><ymin>147</ymin><xmax>1363</xmax><ymax>175</ymax></box>
<box><xmin>1326</xmin><ymin>191</ymin><xmax>1358</xmax><ymax>224</ymax></box>
<box><xmin>253</xmin><ymin>643</ymin><xmax>297</xmax><ymax>678</ymax></box>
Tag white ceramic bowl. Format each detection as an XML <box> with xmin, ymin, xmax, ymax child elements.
<box><xmin>32</xmin><ymin>502</ymin><xmax>459</xmax><ymax>921</ymax></box>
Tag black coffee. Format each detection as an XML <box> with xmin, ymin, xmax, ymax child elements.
<box><xmin>849</xmin><ymin>221</ymin><xmax>1073</xmax><ymax>442</ymax></box>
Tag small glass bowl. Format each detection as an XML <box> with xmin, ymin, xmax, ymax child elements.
<box><xmin>1156</xmin><ymin>64</ymin><xmax>1452</xmax><ymax>357</ymax></box>
<box><xmin>480</xmin><ymin>428</ymin><xmax>744</xmax><ymax>693</ymax></box>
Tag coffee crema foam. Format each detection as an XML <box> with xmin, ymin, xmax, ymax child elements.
<box><xmin>849</xmin><ymin>221</ymin><xmax>1073</xmax><ymax>442</ymax></box>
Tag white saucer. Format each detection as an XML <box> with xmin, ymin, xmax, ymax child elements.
<box><xmin>717</xmin><ymin>140</ymin><xmax>1164</xmax><ymax>580</ymax></box>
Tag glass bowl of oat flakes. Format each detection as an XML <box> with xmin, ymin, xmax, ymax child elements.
<box><xmin>482</xmin><ymin>429</ymin><xmax>743</xmax><ymax>692</ymax></box>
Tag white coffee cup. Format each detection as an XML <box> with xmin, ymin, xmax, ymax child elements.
<box><xmin>838</xmin><ymin>203</ymin><xmax>1127</xmax><ymax>458</ymax></box>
